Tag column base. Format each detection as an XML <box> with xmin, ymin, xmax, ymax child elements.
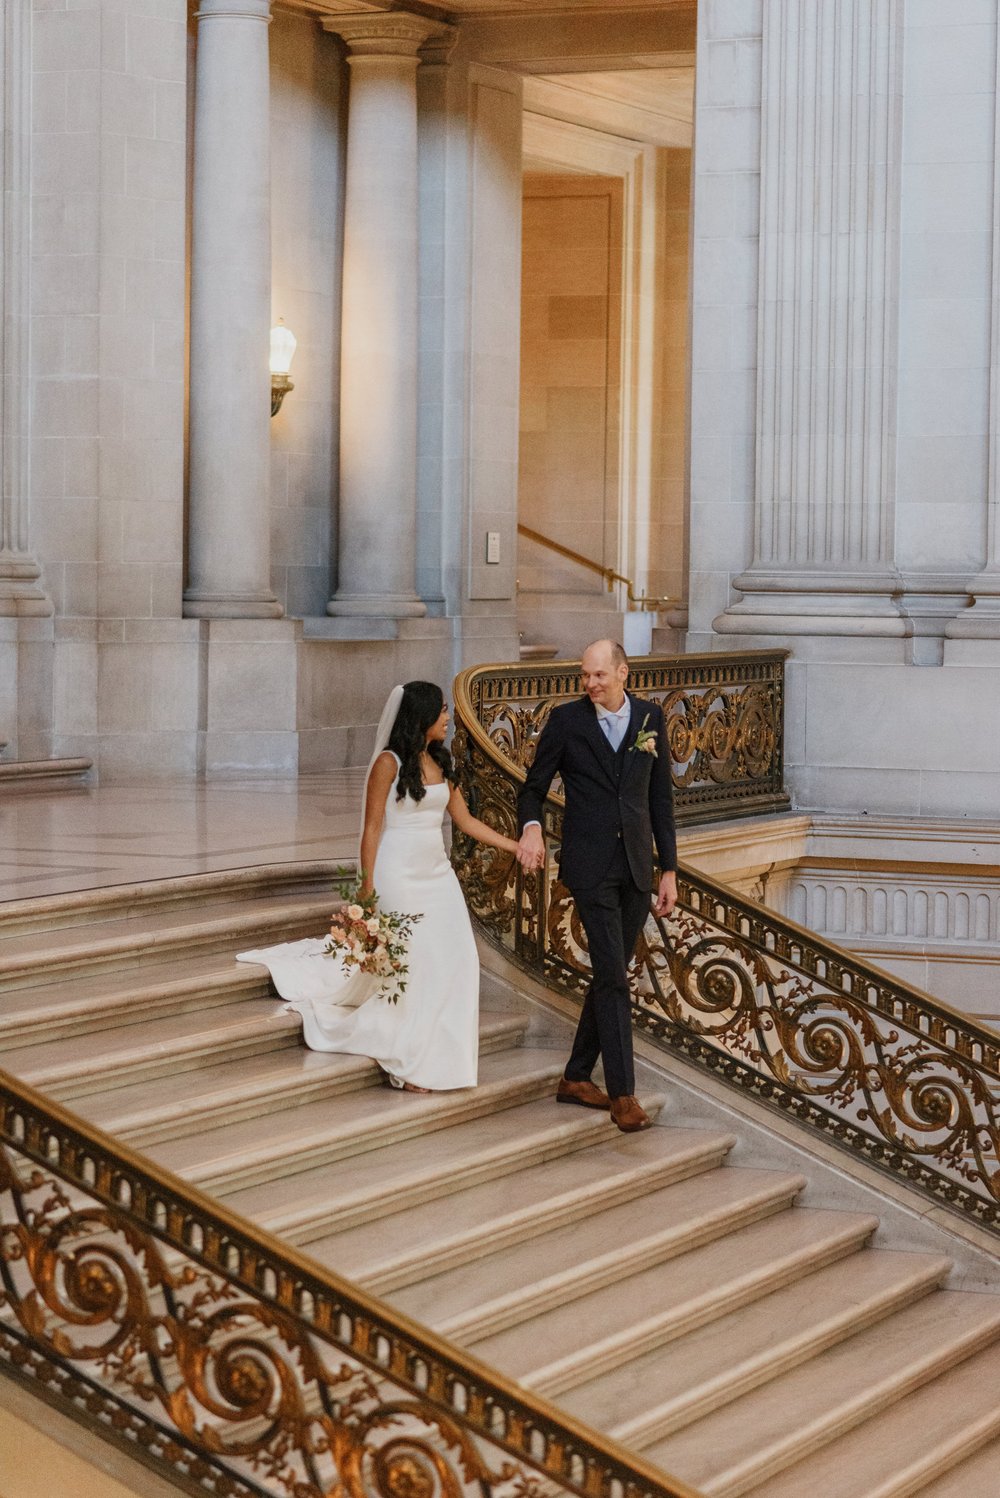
<box><xmin>945</xmin><ymin>569</ymin><xmax>1000</xmax><ymax>639</ymax></box>
<box><xmin>0</xmin><ymin>552</ymin><xmax>53</xmax><ymax>617</ymax></box>
<box><xmin>183</xmin><ymin>588</ymin><xmax>284</xmax><ymax>620</ymax></box>
<box><xmin>714</xmin><ymin>568</ymin><xmax>908</xmax><ymax>638</ymax></box>
<box><xmin>327</xmin><ymin>592</ymin><xmax>427</xmax><ymax>620</ymax></box>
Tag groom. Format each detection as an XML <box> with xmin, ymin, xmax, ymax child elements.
<box><xmin>516</xmin><ymin>639</ymin><xmax>677</xmax><ymax>1133</ymax></box>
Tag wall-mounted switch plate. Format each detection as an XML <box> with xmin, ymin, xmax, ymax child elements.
<box><xmin>486</xmin><ymin>531</ymin><xmax>501</xmax><ymax>564</ymax></box>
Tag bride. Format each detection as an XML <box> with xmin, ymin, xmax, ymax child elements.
<box><xmin>237</xmin><ymin>682</ymin><xmax>518</xmax><ymax>1093</ymax></box>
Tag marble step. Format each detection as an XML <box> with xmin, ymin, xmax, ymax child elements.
<box><xmin>9</xmin><ymin>996</ymin><xmax>301</xmax><ymax>1098</ymax></box>
<box><xmin>0</xmin><ymin>892</ymin><xmax>334</xmax><ymax>989</ymax></box>
<box><xmin>559</xmin><ymin>1247</ymin><xmax>950</xmax><ymax>1444</ymax></box>
<box><xmin>391</xmin><ymin>1166</ymin><xmax>811</xmax><ymax>1344</ymax></box>
<box><xmin>73</xmin><ymin>1011</ymin><xmax>529</xmax><ymax>1147</ymax></box>
<box><xmin>308</xmin><ymin>1124</ymin><xmax>736</xmax><ymax>1292</ymax></box>
<box><xmin>641</xmin><ymin>1289</ymin><xmax>1000</xmax><ymax>1498</ymax></box>
<box><xmin>0</xmin><ymin>956</ymin><xmax>276</xmax><ymax>1049</ymax></box>
<box><xmin>910</xmin><ymin>1412</ymin><xmax>1000</xmax><ymax>1497</ymax></box>
<box><xmin>465</xmin><ymin>1203</ymin><xmax>874</xmax><ymax>1389</ymax></box>
<box><xmin>144</xmin><ymin>1045</ymin><xmax>570</xmax><ymax>1195</ymax></box>
<box><xmin>744</xmin><ymin>1339</ymin><xmax>1000</xmax><ymax>1498</ymax></box>
<box><xmin>0</xmin><ymin>756</ymin><xmax>92</xmax><ymax>786</ymax></box>
<box><xmin>219</xmin><ymin>1088</ymin><xmax>662</xmax><ymax>1247</ymax></box>
<box><xmin>0</xmin><ymin>861</ymin><xmax>338</xmax><ymax>939</ymax></box>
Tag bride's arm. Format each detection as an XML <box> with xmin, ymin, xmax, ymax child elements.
<box><xmin>359</xmin><ymin>752</ymin><xmax>396</xmax><ymax>898</ymax></box>
<box><xmin>447</xmin><ymin>786</ymin><xmax>519</xmax><ymax>854</ymax></box>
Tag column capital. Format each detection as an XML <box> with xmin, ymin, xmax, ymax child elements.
<box><xmin>196</xmin><ymin>0</ymin><xmax>270</xmax><ymax>20</ymax></box>
<box><xmin>321</xmin><ymin>10</ymin><xmax>444</xmax><ymax>57</ymax></box>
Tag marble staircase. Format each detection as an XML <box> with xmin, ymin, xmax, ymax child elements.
<box><xmin>3</xmin><ymin>866</ymin><xmax>1000</xmax><ymax>1496</ymax></box>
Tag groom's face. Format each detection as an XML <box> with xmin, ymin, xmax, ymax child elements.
<box><xmin>581</xmin><ymin>645</ymin><xmax>629</xmax><ymax>711</ymax></box>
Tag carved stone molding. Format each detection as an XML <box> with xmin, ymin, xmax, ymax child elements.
<box><xmin>321</xmin><ymin>11</ymin><xmax>445</xmax><ymax>56</ymax></box>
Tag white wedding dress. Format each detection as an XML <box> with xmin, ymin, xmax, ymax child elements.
<box><xmin>236</xmin><ymin>753</ymin><xmax>479</xmax><ymax>1091</ymax></box>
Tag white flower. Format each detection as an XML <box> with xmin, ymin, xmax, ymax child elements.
<box><xmin>347</xmin><ymin>903</ymin><xmax>364</xmax><ymax>921</ymax></box>
<box><xmin>366</xmin><ymin>916</ymin><xmax>381</xmax><ymax>935</ymax></box>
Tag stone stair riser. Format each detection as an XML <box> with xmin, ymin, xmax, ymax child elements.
<box><xmin>0</xmin><ymin>970</ymin><xmax>275</xmax><ymax>1049</ymax></box>
<box><xmin>0</xmin><ymin>904</ymin><xmax>333</xmax><ymax>990</ymax></box>
<box><xmin>113</xmin><ymin>1019</ymin><xmax>529</xmax><ymax>1149</ymax></box>
<box><xmin>258</xmin><ymin>1107</ymin><xmax>636</xmax><ymax>1248</ymax></box>
<box><xmin>528</xmin><ymin>1216</ymin><xmax>884</xmax><ymax>1401</ymax></box>
<box><xmin>37</xmin><ymin>1020</ymin><xmax>303</xmax><ymax>1101</ymax></box>
<box><xmin>603</xmin><ymin>1259</ymin><xmax>950</xmax><ymax>1452</ymax></box>
<box><xmin>0</xmin><ymin>864</ymin><xmax>339</xmax><ymax>940</ymax></box>
<box><xmin>363</xmin><ymin>1137</ymin><xmax>737</xmax><ymax>1296</ymax></box>
<box><xmin>431</xmin><ymin>1175</ymin><xmax>805</xmax><ymax>1346</ymax></box>
<box><xmin>704</xmin><ymin>1314</ymin><xmax>1000</xmax><ymax>1498</ymax></box>
<box><xmin>899</xmin><ymin>1417</ymin><xmax>1000</xmax><ymax>1498</ymax></box>
<box><xmin>172</xmin><ymin>1067</ymin><xmax>568</xmax><ymax>1197</ymax></box>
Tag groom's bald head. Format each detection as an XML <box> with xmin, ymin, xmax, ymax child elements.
<box><xmin>582</xmin><ymin>639</ymin><xmax>628</xmax><ymax>670</ymax></box>
<box><xmin>581</xmin><ymin>639</ymin><xmax>629</xmax><ymax>709</ymax></box>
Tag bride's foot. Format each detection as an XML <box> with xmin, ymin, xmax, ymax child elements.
<box><xmin>375</xmin><ymin>1063</ymin><xmax>431</xmax><ymax>1094</ymax></box>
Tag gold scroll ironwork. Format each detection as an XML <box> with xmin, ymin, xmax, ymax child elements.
<box><xmin>0</xmin><ymin>1068</ymin><xmax>703</xmax><ymax>1498</ymax></box>
<box><xmin>451</xmin><ymin>653</ymin><xmax>1000</xmax><ymax>1232</ymax></box>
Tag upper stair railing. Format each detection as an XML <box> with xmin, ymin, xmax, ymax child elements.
<box><xmin>451</xmin><ymin>651</ymin><xmax>1000</xmax><ymax>1235</ymax></box>
<box><xmin>0</xmin><ymin>1062</ymin><xmax>702</xmax><ymax>1498</ymax></box>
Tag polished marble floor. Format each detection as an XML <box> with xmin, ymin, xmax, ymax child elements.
<box><xmin>0</xmin><ymin>773</ymin><xmax>369</xmax><ymax>902</ymax></box>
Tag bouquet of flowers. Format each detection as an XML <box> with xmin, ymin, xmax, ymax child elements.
<box><xmin>324</xmin><ymin>870</ymin><xmax>422</xmax><ymax>1004</ymax></box>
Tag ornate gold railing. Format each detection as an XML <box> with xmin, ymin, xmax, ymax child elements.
<box><xmin>517</xmin><ymin>525</ymin><xmax>670</xmax><ymax>612</ymax></box>
<box><xmin>451</xmin><ymin>653</ymin><xmax>1000</xmax><ymax>1233</ymax></box>
<box><xmin>0</xmin><ymin>1068</ymin><xmax>703</xmax><ymax>1498</ymax></box>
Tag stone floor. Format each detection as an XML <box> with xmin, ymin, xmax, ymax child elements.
<box><xmin>0</xmin><ymin>773</ymin><xmax>367</xmax><ymax>902</ymax></box>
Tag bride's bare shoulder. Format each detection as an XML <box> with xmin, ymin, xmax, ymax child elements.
<box><xmin>371</xmin><ymin>750</ymin><xmax>398</xmax><ymax>776</ymax></box>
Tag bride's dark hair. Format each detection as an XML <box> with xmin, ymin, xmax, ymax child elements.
<box><xmin>388</xmin><ymin>680</ymin><xmax>456</xmax><ymax>803</ymax></box>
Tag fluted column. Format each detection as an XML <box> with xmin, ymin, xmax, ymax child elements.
<box><xmin>184</xmin><ymin>0</ymin><xmax>281</xmax><ymax>619</ymax></box>
<box><xmin>325</xmin><ymin>12</ymin><xmax>436</xmax><ymax>619</ymax></box>
<box><xmin>1</xmin><ymin>0</ymin><xmax>51</xmax><ymax>616</ymax></box>
<box><xmin>716</xmin><ymin>0</ymin><xmax>905</xmax><ymax>637</ymax></box>
<box><xmin>947</xmin><ymin>22</ymin><xmax>1000</xmax><ymax>644</ymax></box>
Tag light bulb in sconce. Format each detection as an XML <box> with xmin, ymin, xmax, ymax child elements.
<box><xmin>270</xmin><ymin>320</ymin><xmax>297</xmax><ymax>416</ymax></box>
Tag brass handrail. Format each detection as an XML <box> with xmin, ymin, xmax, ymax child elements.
<box><xmin>0</xmin><ymin>1063</ymin><xmax>704</xmax><ymax>1498</ymax></box>
<box><xmin>451</xmin><ymin>653</ymin><xmax>1000</xmax><ymax>1234</ymax></box>
<box><xmin>518</xmin><ymin>524</ymin><xmax>670</xmax><ymax>612</ymax></box>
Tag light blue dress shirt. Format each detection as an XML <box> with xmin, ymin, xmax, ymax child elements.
<box><xmin>595</xmin><ymin>697</ymin><xmax>631</xmax><ymax>752</ymax></box>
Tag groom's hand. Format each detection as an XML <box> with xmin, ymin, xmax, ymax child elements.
<box><xmin>654</xmin><ymin>870</ymin><xmax>677</xmax><ymax>917</ymax></box>
<box><xmin>516</xmin><ymin>823</ymin><xmax>545</xmax><ymax>871</ymax></box>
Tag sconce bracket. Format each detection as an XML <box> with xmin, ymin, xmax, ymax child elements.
<box><xmin>271</xmin><ymin>374</ymin><xmax>294</xmax><ymax>418</ymax></box>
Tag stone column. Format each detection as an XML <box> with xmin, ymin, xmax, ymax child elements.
<box><xmin>184</xmin><ymin>0</ymin><xmax>281</xmax><ymax>619</ymax></box>
<box><xmin>715</xmin><ymin>0</ymin><xmax>905</xmax><ymax>638</ymax></box>
<box><xmin>325</xmin><ymin>12</ymin><xmax>435</xmax><ymax>619</ymax></box>
<box><xmin>947</xmin><ymin>25</ymin><xmax>1000</xmax><ymax>646</ymax></box>
<box><xmin>1</xmin><ymin>0</ymin><xmax>51</xmax><ymax>617</ymax></box>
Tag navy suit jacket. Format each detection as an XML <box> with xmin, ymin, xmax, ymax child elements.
<box><xmin>517</xmin><ymin>693</ymin><xmax>677</xmax><ymax>892</ymax></box>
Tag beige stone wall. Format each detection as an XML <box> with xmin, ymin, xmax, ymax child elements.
<box><xmin>0</xmin><ymin>1383</ymin><xmax>183</xmax><ymax>1498</ymax></box>
<box><xmin>518</xmin><ymin>172</ymin><xmax>623</xmax><ymax>598</ymax></box>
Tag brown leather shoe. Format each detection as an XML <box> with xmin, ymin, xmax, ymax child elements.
<box><xmin>610</xmin><ymin>1095</ymin><xmax>652</xmax><ymax>1133</ymax></box>
<box><xmin>556</xmin><ymin>1078</ymin><xmax>611</xmax><ymax>1110</ymax></box>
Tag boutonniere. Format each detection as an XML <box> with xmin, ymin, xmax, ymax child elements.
<box><xmin>630</xmin><ymin>714</ymin><xmax>658</xmax><ymax>757</ymax></box>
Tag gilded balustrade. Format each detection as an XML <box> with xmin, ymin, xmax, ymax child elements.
<box><xmin>451</xmin><ymin>652</ymin><xmax>1000</xmax><ymax>1232</ymax></box>
<box><xmin>0</xmin><ymin>1069</ymin><xmax>702</xmax><ymax>1498</ymax></box>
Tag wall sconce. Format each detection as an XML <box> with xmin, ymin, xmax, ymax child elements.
<box><xmin>270</xmin><ymin>321</ymin><xmax>297</xmax><ymax>417</ymax></box>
